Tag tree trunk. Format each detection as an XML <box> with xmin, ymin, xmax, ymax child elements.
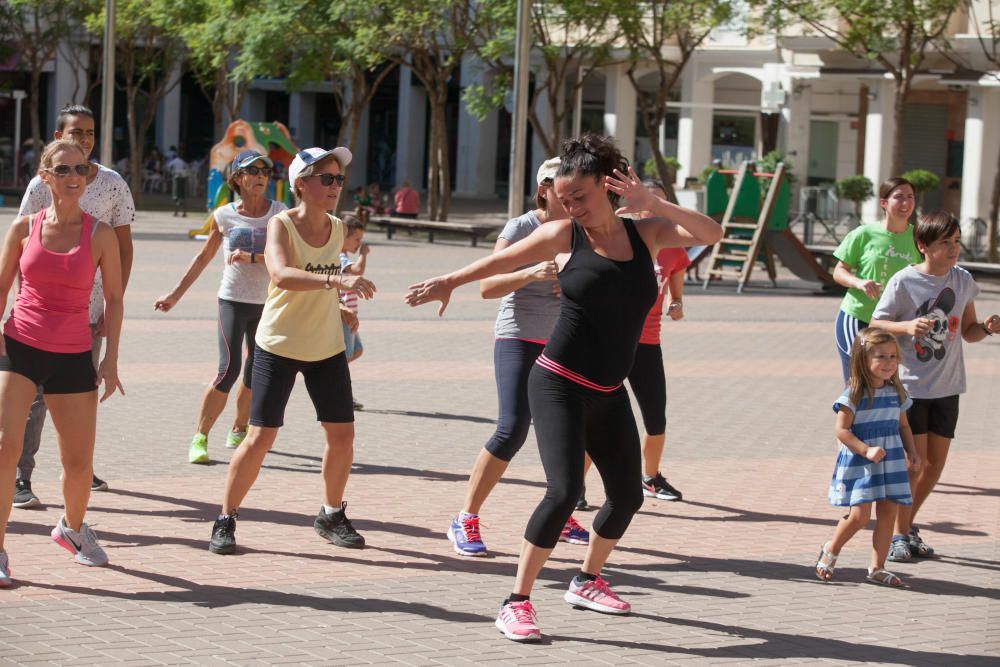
<box><xmin>126</xmin><ymin>85</ymin><xmax>144</xmax><ymax>207</ymax></box>
<box><xmin>426</xmin><ymin>88</ymin><xmax>448</xmax><ymax>221</ymax></box>
<box><xmin>337</xmin><ymin>105</ymin><xmax>364</xmax><ymax>215</ymax></box>
<box><xmin>989</xmin><ymin>145</ymin><xmax>1000</xmax><ymax>263</ymax></box>
<box><xmin>28</xmin><ymin>68</ymin><xmax>43</xmax><ymax>176</ymax></box>
<box><xmin>651</xmin><ymin>148</ymin><xmax>679</xmax><ymax>205</ymax></box>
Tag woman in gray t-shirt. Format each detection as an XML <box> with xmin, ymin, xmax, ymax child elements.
<box><xmin>153</xmin><ymin>150</ymin><xmax>286</xmax><ymax>464</ymax></box>
<box><xmin>446</xmin><ymin>158</ymin><xmax>591</xmax><ymax>557</ymax></box>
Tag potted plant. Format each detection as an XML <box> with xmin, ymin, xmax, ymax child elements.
<box><xmin>834</xmin><ymin>175</ymin><xmax>874</xmax><ymax>218</ymax></box>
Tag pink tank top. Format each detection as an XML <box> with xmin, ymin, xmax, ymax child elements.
<box><xmin>4</xmin><ymin>209</ymin><xmax>96</xmax><ymax>353</ymax></box>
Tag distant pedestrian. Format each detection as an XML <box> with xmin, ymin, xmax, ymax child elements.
<box><xmin>392</xmin><ymin>180</ymin><xmax>420</xmax><ymax>219</ymax></box>
<box><xmin>166</xmin><ymin>154</ymin><xmax>190</xmax><ymax>217</ymax></box>
<box><xmin>339</xmin><ymin>214</ymin><xmax>369</xmax><ymax>409</ymax></box>
<box><xmin>815</xmin><ymin>327</ymin><xmax>919</xmax><ymax>588</ymax></box>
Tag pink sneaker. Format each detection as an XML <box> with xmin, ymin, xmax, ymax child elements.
<box><xmin>564</xmin><ymin>576</ymin><xmax>631</xmax><ymax>614</ymax></box>
<box><xmin>495</xmin><ymin>599</ymin><xmax>541</xmax><ymax>642</ymax></box>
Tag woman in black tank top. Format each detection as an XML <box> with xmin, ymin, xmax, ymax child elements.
<box><xmin>406</xmin><ymin>134</ymin><xmax>722</xmax><ymax>642</ymax></box>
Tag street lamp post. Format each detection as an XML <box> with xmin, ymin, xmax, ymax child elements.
<box><xmin>100</xmin><ymin>0</ymin><xmax>115</xmax><ymax>167</ymax></box>
<box><xmin>507</xmin><ymin>0</ymin><xmax>531</xmax><ymax>220</ymax></box>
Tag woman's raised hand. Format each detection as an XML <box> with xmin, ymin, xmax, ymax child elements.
<box><xmin>340</xmin><ymin>275</ymin><xmax>376</xmax><ymax>300</ymax></box>
<box><xmin>606</xmin><ymin>166</ymin><xmax>656</xmax><ymax>217</ymax></box>
<box><xmin>405</xmin><ymin>276</ymin><xmax>452</xmax><ymax>316</ymax></box>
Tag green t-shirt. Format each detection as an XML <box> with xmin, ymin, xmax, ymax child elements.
<box><xmin>833</xmin><ymin>223</ymin><xmax>922</xmax><ymax>322</ymax></box>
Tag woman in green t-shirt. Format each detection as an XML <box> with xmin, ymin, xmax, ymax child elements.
<box><xmin>832</xmin><ymin>177</ymin><xmax>922</xmax><ymax>382</ymax></box>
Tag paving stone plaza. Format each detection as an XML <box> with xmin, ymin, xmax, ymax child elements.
<box><xmin>0</xmin><ymin>208</ymin><xmax>998</xmax><ymax>665</ymax></box>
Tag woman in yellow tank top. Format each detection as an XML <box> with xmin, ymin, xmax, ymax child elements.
<box><xmin>208</xmin><ymin>147</ymin><xmax>376</xmax><ymax>556</ymax></box>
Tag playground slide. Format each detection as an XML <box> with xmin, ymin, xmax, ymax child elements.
<box><xmin>765</xmin><ymin>229</ymin><xmax>837</xmax><ymax>287</ymax></box>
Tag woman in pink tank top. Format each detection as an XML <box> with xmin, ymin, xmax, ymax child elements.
<box><xmin>0</xmin><ymin>139</ymin><xmax>125</xmax><ymax>586</ymax></box>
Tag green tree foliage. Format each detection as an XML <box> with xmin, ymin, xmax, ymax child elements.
<box><xmin>901</xmin><ymin>168</ymin><xmax>940</xmax><ymax>210</ymax></box>
<box><xmin>618</xmin><ymin>0</ymin><xmax>733</xmax><ymax>203</ymax></box>
<box><xmin>763</xmin><ymin>0</ymin><xmax>963</xmax><ymax>176</ymax></box>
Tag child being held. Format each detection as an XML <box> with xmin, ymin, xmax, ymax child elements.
<box><xmin>870</xmin><ymin>211</ymin><xmax>1000</xmax><ymax>562</ymax></box>
<box><xmin>816</xmin><ymin>328</ymin><xmax>920</xmax><ymax>587</ymax></box>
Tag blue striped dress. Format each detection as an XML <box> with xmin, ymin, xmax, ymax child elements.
<box><xmin>828</xmin><ymin>386</ymin><xmax>913</xmax><ymax>507</ymax></box>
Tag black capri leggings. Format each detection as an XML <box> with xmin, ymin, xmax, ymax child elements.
<box><xmin>524</xmin><ymin>365</ymin><xmax>644</xmax><ymax>549</ymax></box>
<box><xmin>213</xmin><ymin>298</ymin><xmax>264</xmax><ymax>393</ymax></box>
<box><xmin>626</xmin><ymin>343</ymin><xmax>667</xmax><ymax>436</ymax></box>
<box><xmin>483</xmin><ymin>338</ymin><xmax>545</xmax><ymax>462</ymax></box>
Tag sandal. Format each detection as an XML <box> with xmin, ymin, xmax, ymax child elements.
<box><xmin>866</xmin><ymin>567</ymin><xmax>904</xmax><ymax>587</ymax></box>
<box><xmin>908</xmin><ymin>526</ymin><xmax>935</xmax><ymax>558</ymax></box>
<box><xmin>815</xmin><ymin>542</ymin><xmax>837</xmax><ymax>581</ymax></box>
<box><xmin>887</xmin><ymin>536</ymin><xmax>912</xmax><ymax>562</ymax></box>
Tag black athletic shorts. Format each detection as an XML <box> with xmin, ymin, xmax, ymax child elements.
<box><xmin>907</xmin><ymin>395</ymin><xmax>959</xmax><ymax>439</ymax></box>
<box><xmin>249</xmin><ymin>345</ymin><xmax>354</xmax><ymax>428</ymax></box>
<box><xmin>0</xmin><ymin>335</ymin><xmax>97</xmax><ymax>394</ymax></box>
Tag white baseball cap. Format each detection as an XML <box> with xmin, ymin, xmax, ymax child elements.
<box><xmin>288</xmin><ymin>147</ymin><xmax>352</xmax><ymax>190</ymax></box>
<box><xmin>535</xmin><ymin>157</ymin><xmax>561</xmax><ymax>185</ymax></box>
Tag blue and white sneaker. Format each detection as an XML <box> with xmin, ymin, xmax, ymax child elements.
<box><xmin>560</xmin><ymin>516</ymin><xmax>590</xmax><ymax>545</ymax></box>
<box><xmin>447</xmin><ymin>515</ymin><xmax>487</xmax><ymax>557</ymax></box>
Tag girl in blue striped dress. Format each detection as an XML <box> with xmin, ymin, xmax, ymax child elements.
<box><xmin>815</xmin><ymin>328</ymin><xmax>921</xmax><ymax>587</ymax></box>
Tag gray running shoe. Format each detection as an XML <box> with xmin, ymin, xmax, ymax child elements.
<box><xmin>13</xmin><ymin>479</ymin><xmax>40</xmax><ymax>509</ymax></box>
<box><xmin>0</xmin><ymin>550</ymin><xmax>11</xmax><ymax>587</ymax></box>
<box><xmin>314</xmin><ymin>503</ymin><xmax>365</xmax><ymax>549</ymax></box>
<box><xmin>51</xmin><ymin>517</ymin><xmax>109</xmax><ymax>566</ymax></box>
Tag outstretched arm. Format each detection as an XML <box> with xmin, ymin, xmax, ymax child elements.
<box><xmin>154</xmin><ymin>224</ymin><xmax>223</xmax><ymax>311</ymax></box>
<box><xmin>406</xmin><ymin>220</ymin><xmax>569</xmax><ymax>315</ymax></box>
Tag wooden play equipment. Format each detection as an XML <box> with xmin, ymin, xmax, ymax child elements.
<box><xmin>188</xmin><ymin>121</ymin><xmax>298</xmax><ymax>238</ymax></box>
<box><xmin>702</xmin><ymin>162</ymin><xmax>836</xmax><ymax>293</ymax></box>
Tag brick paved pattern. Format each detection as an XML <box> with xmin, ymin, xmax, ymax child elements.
<box><xmin>1</xmin><ymin>209</ymin><xmax>998</xmax><ymax>665</ymax></box>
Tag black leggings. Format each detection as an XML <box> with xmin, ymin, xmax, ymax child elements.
<box><xmin>483</xmin><ymin>338</ymin><xmax>545</xmax><ymax>462</ymax></box>
<box><xmin>213</xmin><ymin>298</ymin><xmax>264</xmax><ymax>393</ymax></box>
<box><xmin>524</xmin><ymin>366</ymin><xmax>644</xmax><ymax>549</ymax></box>
<box><xmin>627</xmin><ymin>343</ymin><xmax>666</xmax><ymax>436</ymax></box>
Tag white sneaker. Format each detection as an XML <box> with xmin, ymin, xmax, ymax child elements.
<box><xmin>51</xmin><ymin>517</ymin><xmax>109</xmax><ymax>567</ymax></box>
<box><xmin>0</xmin><ymin>550</ymin><xmax>11</xmax><ymax>587</ymax></box>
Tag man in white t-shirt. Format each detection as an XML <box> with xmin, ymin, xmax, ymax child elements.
<box><xmin>12</xmin><ymin>104</ymin><xmax>135</xmax><ymax>510</ymax></box>
<box><xmin>165</xmin><ymin>155</ymin><xmax>190</xmax><ymax>217</ymax></box>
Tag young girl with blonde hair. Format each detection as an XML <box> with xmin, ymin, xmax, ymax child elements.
<box><xmin>816</xmin><ymin>327</ymin><xmax>920</xmax><ymax>587</ymax></box>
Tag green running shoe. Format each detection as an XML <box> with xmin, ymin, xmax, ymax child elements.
<box><xmin>225</xmin><ymin>429</ymin><xmax>247</xmax><ymax>449</ymax></box>
<box><xmin>188</xmin><ymin>433</ymin><xmax>209</xmax><ymax>464</ymax></box>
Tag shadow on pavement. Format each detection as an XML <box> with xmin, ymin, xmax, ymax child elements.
<box><xmin>933</xmin><ymin>481</ymin><xmax>1000</xmax><ymax>497</ymax></box>
<box><xmin>549</xmin><ymin>615</ymin><xmax>996</xmax><ymax>664</ymax></box>
<box><xmin>612</xmin><ymin>545</ymin><xmax>1000</xmax><ymax>599</ymax></box>
<box><xmin>360</xmin><ymin>408</ymin><xmax>496</xmax><ymax>424</ymax></box>
<box><xmin>640</xmin><ymin>499</ymin><xmax>988</xmax><ymax>537</ymax></box>
<box><xmin>22</xmin><ymin>565</ymin><xmax>491</xmax><ymax>623</ymax></box>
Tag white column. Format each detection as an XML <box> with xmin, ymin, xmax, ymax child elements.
<box><xmin>676</xmin><ymin>64</ymin><xmax>713</xmax><ymax>189</ymax></box>
<box><xmin>288</xmin><ymin>92</ymin><xmax>316</xmax><ymax>147</ymax></box>
<box><xmin>862</xmin><ymin>79</ymin><xmax>896</xmax><ymax>222</ymax></box>
<box><xmin>780</xmin><ymin>82</ymin><xmax>811</xmax><ymax>194</ymax></box>
<box><xmin>960</xmin><ymin>88</ymin><xmax>1000</xmax><ymax>231</ymax></box>
<box><xmin>603</xmin><ymin>64</ymin><xmax>636</xmax><ymax>166</ymax></box>
<box><xmin>455</xmin><ymin>60</ymin><xmax>498</xmax><ymax>197</ymax></box>
<box><xmin>395</xmin><ymin>67</ymin><xmax>427</xmax><ymax>192</ymax></box>
<box><xmin>155</xmin><ymin>65</ymin><xmax>182</xmax><ymax>155</ymax></box>
<box><xmin>50</xmin><ymin>42</ymin><xmax>88</xmax><ymax>131</ymax></box>
<box><xmin>241</xmin><ymin>89</ymin><xmax>267</xmax><ymax>123</ymax></box>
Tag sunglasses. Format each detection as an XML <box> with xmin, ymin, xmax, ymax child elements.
<box><xmin>46</xmin><ymin>164</ymin><xmax>90</xmax><ymax>178</ymax></box>
<box><xmin>241</xmin><ymin>165</ymin><xmax>272</xmax><ymax>177</ymax></box>
<box><xmin>307</xmin><ymin>173</ymin><xmax>346</xmax><ymax>187</ymax></box>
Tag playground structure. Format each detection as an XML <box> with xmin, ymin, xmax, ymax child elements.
<box><xmin>187</xmin><ymin>121</ymin><xmax>299</xmax><ymax>238</ymax></box>
<box><xmin>700</xmin><ymin>163</ymin><xmax>837</xmax><ymax>293</ymax></box>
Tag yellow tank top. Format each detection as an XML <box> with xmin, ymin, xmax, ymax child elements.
<box><xmin>255</xmin><ymin>211</ymin><xmax>346</xmax><ymax>361</ymax></box>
